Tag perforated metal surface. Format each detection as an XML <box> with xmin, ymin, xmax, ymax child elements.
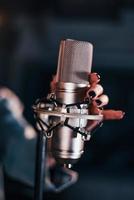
<box><xmin>56</xmin><ymin>39</ymin><xmax>93</xmax><ymax>85</ymax></box>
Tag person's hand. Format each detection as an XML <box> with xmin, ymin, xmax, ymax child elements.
<box><xmin>50</xmin><ymin>73</ymin><xmax>125</xmax><ymax>133</ymax></box>
<box><xmin>85</xmin><ymin>73</ymin><xmax>125</xmax><ymax>132</ymax></box>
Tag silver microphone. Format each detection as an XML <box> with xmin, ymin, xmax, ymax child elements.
<box><xmin>33</xmin><ymin>39</ymin><xmax>102</xmax><ymax>168</ymax></box>
<box><xmin>50</xmin><ymin>39</ymin><xmax>93</xmax><ymax>167</ymax></box>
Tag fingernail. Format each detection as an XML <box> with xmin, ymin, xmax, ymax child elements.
<box><xmin>118</xmin><ymin>111</ymin><xmax>125</xmax><ymax>119</ymax></box>
<box><xmin>88</xmin><ymin>91</ymin><xmax>96</xmax><ymax>98</ymax></box>
<box><xmin>95</xmin><ymin>99</ymin><xmax>102</xmax><ymax>106</ymax></box>
<box><xmin>95</xmin><ymin>73</ymin><xmax>101</xmax><ymax>80</ymax></box>
<box><xmin>121</xmin><ymin>112</ymin><xmax>125</xmax><ymax>118</ymax></box>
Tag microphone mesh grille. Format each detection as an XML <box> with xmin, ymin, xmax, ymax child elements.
<box><xmin>56</xmin><ymin>39</ymin><xmax>93</xmax><ymax>85</ymax></box>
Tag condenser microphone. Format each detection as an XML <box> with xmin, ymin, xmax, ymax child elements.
<box><xmin>33</xmin><ymin>39</ymin><xmax>102</xmax><ymax>168</ymax></box>
<box><xmin>51</xmin><ymin>39</ymin><xmax>93</xmax><ymax>167</ymax></box>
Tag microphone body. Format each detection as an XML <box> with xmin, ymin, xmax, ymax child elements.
<box><xmin>33</xmin><ymin>39</ymin><xmax>102</xmax><ymax>168</ymax></box>
<box><xmin>50</xmin><ymin>39</ymin><xmax>93</xmax><ymax>166</ymax></box>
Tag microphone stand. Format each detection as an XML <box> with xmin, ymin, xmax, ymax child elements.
<box><xmin>34</xmin><ymin>131</ymin><xmax>46</xmax><ymax>200</ymax></box>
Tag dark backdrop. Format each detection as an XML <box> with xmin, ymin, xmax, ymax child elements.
<box><xmin>0</xmin><ymin>1</ymin><xmax>134</xmax><ymax>200</ymax></box>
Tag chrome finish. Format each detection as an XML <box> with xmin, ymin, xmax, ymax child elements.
<box><xmin>33</xmin><ymin>107</ymin><xmax>103</xmax><ymax>121</ymax></box>
<box><xmin>55</xmin><ymin>82</ymin><xmax>87</xmax><ymax>104</ymax></box>
<box><xmin>56</xmin><ymin>39</ymin><xmax>93</xmax><ymax>85</ymax></box>
<box><xmin>51</xmin><ymin>126</ymin><xmax>84</xmax><ymax>163</ymax></box>
<box><xmin>34</xmin><ymin>39</ymin><xmax>96</xmax><ymax>167</ymax></box>
<box><xmin>53</xmin><ymin>39</ymin><xmax>93</xmax><ymax>165</ymax></box>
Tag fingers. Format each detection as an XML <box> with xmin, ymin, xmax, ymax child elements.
<box><xmin>87</xmin><ymin>71</ymin><xmax>103</xmax><ymax>99</ymax></box>
<box><xmin>87</xmin><ymin>84</ymin><xmax>104</xmax><ymax>99</ymax></box>
<box><xmin>87</xmin><ymin>85</ymin><xmax>109</xmax><ymax>108</ymax></box>
<box><xmin>94</xmin><ymin>94</ymin><xmax>109</xmax><ymax>107</ymax></box>
<box><xmin>85</xmin><ymin>120</ymin><xmax>102</xmax><ymax>132</ymax></box>
<box><xmin>89</xmin><ymin>101</ymin><xmax>100</xmax><ymax>115</ymax></box>
<box><xmin>88</xmin><ymin>73</ymin><xmax>100</xmax><ymax>85</ymax></box>
<box><xmin>86</xmin><ymin>72</ymin><xmax>125</xmax><ymax>133</ymax></box>
<box><xmin>102</xmin><ymin>110</ymin><xmax>125</xmax><ymax>120</ymax></box>
<box><xmin>86</xmin><ymin>109</ymin><xmax>125</xmax><ymax>132</ymax></box>
<box><xmin>85</xmin><ymin>102</ymin><xmax>102</xmax><ymax>132</ymax></box>
<box><xmin>87</xmin><ymin>73</ymin><xmax>109</xmax><ymax>107</ymax></box>
<box><xmin>89</xmin><ymin>101</ymin><xmax>125</xmax><ymax>120</ymax></box>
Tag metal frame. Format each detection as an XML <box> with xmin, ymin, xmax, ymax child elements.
<box><xmin>33</xmin><ymin>97</ymin><xmax>103</xmax><ymax>200</ymax></box>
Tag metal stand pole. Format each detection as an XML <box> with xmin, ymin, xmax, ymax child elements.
<box><xmin>34</xmin><ymin>132</ymin><xmax>46</xmax><ymax>200</ymax></box>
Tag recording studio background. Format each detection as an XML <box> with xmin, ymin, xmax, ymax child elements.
<box><xmin>0</xmin><ymin>0</ymin><xmax>134</xmax><ymax>200</ymax></box>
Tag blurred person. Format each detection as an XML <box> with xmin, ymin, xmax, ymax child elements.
<box><xmin>0</xmin><ymin>73</ymin><xmax>124</xmax><ymax>198</ymax></box>
<box><xmin>0</xmin><ymin>87</ymin><xmax>77</xmax><ymax>194</ymax></box>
